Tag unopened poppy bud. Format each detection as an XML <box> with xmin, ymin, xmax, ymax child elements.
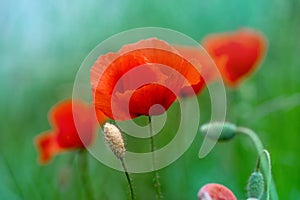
<box><xmin>198</xmin><ymin>183</ymin><xmax>237</xmax><ymax>200</ymax></box>
<box><xmin>247</xmin><ymin>171</ymin><xmax>264</xmax><ymax>199</ymax></box>
<box><xmin>103</xmin><ymin>123</ymin><xmax>126</xmax><ymax>159</ymax></box>
<box><xmin>200</xmin><ymin>122</ymin><xmax>237</xmax><ymax>141</ymax></box>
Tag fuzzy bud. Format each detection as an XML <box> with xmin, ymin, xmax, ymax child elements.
<box><xmin>200</xmin><ymin>122</ymin><xmax>237</xmax><ymax>141</ymax></box>
<box><xmin>103</xmin><ymin>123</ymin><xmax>126</xmax><ymax>159</ymax></box>
<box><xmin>247</xmin><ymin>171</ymin><xmax>264</xmax><ymax>199</ymax></box>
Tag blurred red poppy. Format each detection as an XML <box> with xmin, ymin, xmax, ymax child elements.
<box><xmin>34</xmin><ymin>99</ymin><xmax>106</xmax><ymax>164</ymax></box>
<box><xmin>202</xmin><ymin>28</ymin><xmax>267</xmax><ymax>86</ymax></box>
<box><xmin>91</xmin><ymin>38</ymin><xmax>205</xmax><ymax>120</ymax></box>
<box><xmin>198</xmin><ymin>183</ymin><xmax>237</xmax><ymax>200</ymax></box>
<box><xmin>175</xmin><ymin>45</ymin><xmax>219</xmax><ymax>84</ymax></box>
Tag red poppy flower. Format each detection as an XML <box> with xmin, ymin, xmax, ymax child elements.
<box><xmin>202</xmin><ymin>28</ymin><xmax>267</xmax><ymax>86</ymax></box>
<box><xmin>34</xmin><ymin>99</ymin><xmax>106</xmax><ymax>164</ymax></box>
<box><xmin>91</xmin><ymin>38</ymin><xmax>205</xmax><ymax>120</ymax></box>
<box><xmin>198</xmin><ymin>183</ymin><xmax>237</xmax><ymax>200</ymax></box>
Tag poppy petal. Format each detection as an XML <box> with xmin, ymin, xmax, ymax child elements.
<box><xmin>202</xmin><ymin>28</ymin><xmax>267</xmax><ymax>86</ymax></box>
<box><xmin>49</xmin><ymin>100</ymin><xmax>80</xmax><ymax>146</ymax></box>
<box><xmin>49</xmin><ymin>100</ymin><xmax>99</xmax><ymax>148</ymax></box>
<box><xmin>34</xmin><ymin>132</ymin><xmax>62</xmax><ymax>164</ymax></box>
<box><xmin>129</xmin><ymin>83</ymin><xmax>176</xmax><ymax>117</ymax></box>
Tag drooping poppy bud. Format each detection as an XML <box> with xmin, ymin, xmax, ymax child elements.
<box><xmin>200</xmin><ymin>122</ymin><xmax>237</xmax><ymax>141</ymax></box>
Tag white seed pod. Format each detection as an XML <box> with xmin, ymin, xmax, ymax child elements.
<box><xmin>103</xmin><ymin>123</ymin><xmax>126</xmax><ymax>159</ymax></box>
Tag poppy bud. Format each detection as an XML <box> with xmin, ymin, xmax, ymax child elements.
<box><xmin>247</xmin><ymin>171</ymin><xmax>264</xmax><ymax>199</ymax></box>
<box><xmin>198</xmin><ymin>183</ymin><xmax>237</xmax><ymax>200</ymax></box>
<box><xmin>103</xmin><ymin>123</ymin><xmax>126</xmax><ymax>159</ymax></box>
<box><xmin>200</xmin><ymin>122</ymin><xmax>237</xmax><ymax>141</ymax></box>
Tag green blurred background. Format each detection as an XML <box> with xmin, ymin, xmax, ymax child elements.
<box><xmin>1</xmin><ymin>0</ymin><xmax>300</xmax><ymax>199</ymax></box>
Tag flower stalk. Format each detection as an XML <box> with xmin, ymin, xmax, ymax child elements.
<box><xmin>148</xmin><ymin>116</ymin><xmax>163</xmax><ymax>199</ymax></box>
<box><xmin>120</xmin><ymin>158</ymin><xmax>135</xmax><ymax>200</ymax></box>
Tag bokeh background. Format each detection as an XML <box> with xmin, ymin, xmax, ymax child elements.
<box><xmin>1</xmin><ymin>0</ymin><xmax>300</xmax><ymax>199</ymax></box>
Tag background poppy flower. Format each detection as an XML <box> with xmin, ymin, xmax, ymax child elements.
<box><xmin>175</xmin><ymin>45</ymin><xmax>220</xmax><ymax>85</ymax></box>
<box><xmin>34</xmin><ymin>99</ymin><xmax>106</xmax><ymax>164</ymax></box>
<box><xmin>91</xmin><ymin>38</ymin><xmax>205</xmax><ymax>120</ymax></box>
<box><xmin>202</xmin><ymin>28</ymin><xmax>267</xmax><ymax>87</ymax></box>
<box><xmin>198</xmin><ymin>183</ymin><xmax>237</xmax><ymax>200</ymax></box>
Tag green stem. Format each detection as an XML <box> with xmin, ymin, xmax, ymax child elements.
<box><xmin>148</xmin><ymin>116</ymin><xmax>163</xmax><ymax>199</ymax></box>
<box><xmin>121</xmin><ymin>158</ymin><xmax>135</xmax><ymax>200</ymax></box>
<box><xmin>260</xmin><ymin>149</ymin><xmax>272</xmax><ymax>200</ymax></box>
<box><xmin>236</xmin><ymin>127</ymin><xmax>278</xmax><ymax>200</ymax></box>
<box><xmin>78</xmin><ymin>150</ymin><xmax>95</xmax><ymax>200</ymax></box>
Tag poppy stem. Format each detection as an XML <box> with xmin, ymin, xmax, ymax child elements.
<box><xmin>236</xmin><ymin>127</ymin><xmax>278</xmax><ymax>200</ymax></box>
<box><xmin>78</xmin><ymin>150</ymin><xmax>95</xmax><ymax>200</ymax></box>
<box><xmin>255</xmin><ymin>149</ymin><xmax>272</xmax><ymax>200</ymax></box>
<box><xmin>120</xmin><ymin>158</ymin><xmax>135</xmax><ymax>200</ymax></box>
<box><xmin>148</xmin><ymin>116</ymin><xmax>163</xmax><ymax>199</ymax></box>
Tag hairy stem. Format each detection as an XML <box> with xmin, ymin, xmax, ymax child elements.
<box><xmin>261</xmin><ymin>149</ymin><xmax>272</xmax><ymax>200</ymax></box>
<box><xmin>237</xmin><ymin>127</ymin><xmax>278</xmax><ymax>200</ymax></box>
<box><xmin>148</xmin><ymin>116</ymin><xmax>163</xmax><ymax>199</ymax></box>
<box><xmin>121</xmin><ymin>158</ymin><xmax>135</xmax><ymax>200</ymax></box>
